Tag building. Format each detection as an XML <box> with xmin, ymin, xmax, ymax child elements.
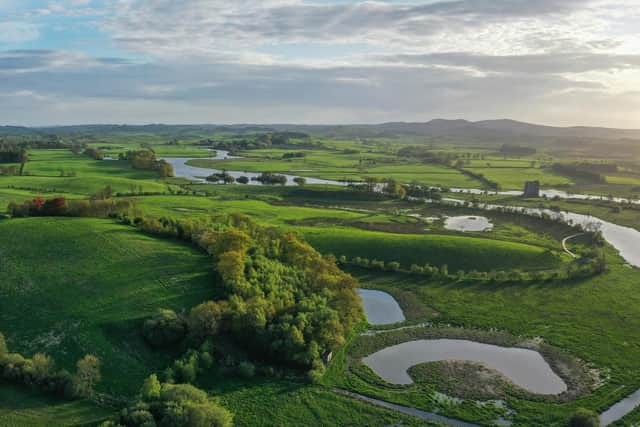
<box><xmin>523</xmin><ymin>181</ymin><xmax>540</xmax><ymax>198</ymax></box>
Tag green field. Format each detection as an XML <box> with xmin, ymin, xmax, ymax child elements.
<box><xmin>189</xmin><ymin>149</ymin><xmax>482</xmax><ymax>188</ymax></box>
<box><xmin>0</xmin><ymin>150</ymin><xmax>172</xmax><ymax>195</ymax></box>
<box><xmin>300</xmin><ymin>226</ymin><xmax>566</xmax><ymax>271</ymax></box>
<box><xmin>328</xmin><ymin>246</ymin><xmax>640</xmax><ymax>425</ymax></box>
<box><xmin>0</xmin><ymin>218</ymin><xmax>216</xmax><ymax>397</ymax></box>
<box><xmin>2</xmin><ymin>132</ymin><xmax>640</xmax><ymax>426</ymax></box>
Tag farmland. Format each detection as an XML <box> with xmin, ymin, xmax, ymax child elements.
<box><xmin>1</xmin><ymin>125</ymin><xmax>640</xmax><ymax>426</ymax></box>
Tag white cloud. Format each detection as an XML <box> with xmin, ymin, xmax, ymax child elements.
<box><xmin>1</xmin><ymin>1</ymin><xmax>640</xmax><ymax>126</ymax></box>
<box><xmin>0</xmin><ymin>22</ymin><xmax>39</xmax><ymax>44</ymax></box>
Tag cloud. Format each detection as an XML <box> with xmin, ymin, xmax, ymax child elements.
<box><xmin>383</xmin><ymin>52</ymin><xmax>640</xmax><ymax>74</ymax></box>
<box><xmin>103</xmin><ymin>0</ymin><xmax>599</xmax><ymax>60</ymax></box>
<box><xmin>1</xmin><ymin>1</ymin><xmax>639</xmax><ymax>127</ymax></box>
<box><xmin>0</xmin><ymin>22</ymin><xmax>39</xmax><ymax>44</ymax></box>
<box><xmin>0</xmin><ymin>49</ymin><xmax>626</xmax><ymax>126</ymax></box>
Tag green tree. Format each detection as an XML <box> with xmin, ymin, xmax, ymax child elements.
<box><xmin>189</xmin><ymin>301</ymin><xmax>222</xmax><ymax>340</ymax></box>
<box><xmin>140</xmin><ymin>374</ymin><xmax>161</xmax><ymax>401</ymax></box>
<box><xmin>143</xmin><ymin>309</ymin><xmax>187</xmax><ymax>347</ymax></box>
<box><xmin>568</xmin><ymin>408</ymin><xmax>599</xmax><ymax>427</ymax></box>
<box><xmin>0</xmin><ymin>332</ymin><xmax>7</xmax><ymax>356</ymax></box>
<box><xmin>72</xmin><ymin>355</ymin><xmax>101</xmax><ymax>397</ymax></box>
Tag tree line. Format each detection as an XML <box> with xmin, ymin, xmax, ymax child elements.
<box><xmin>0</xmin><ymin>332</ymin><xmax>101</xmax><ymax>399</ymax></box>
<box><xmin>132</xmin><ymin>213</ymin><xmax>363</xmax><ymax>376</ymax></box>
<box><xmin>338</xmin><ymin>242</ymin><xmax>606</xmax><ymax>282</ymax></box>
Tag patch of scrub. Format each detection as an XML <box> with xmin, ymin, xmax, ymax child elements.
<box><xmin>363</xmin><ymin>339</ymin><xmax>567</xmax><ymax>395</ymax></box>
<box><xmin>444</xmin><ymin>216</ymin><xmax>493</xmax><ymax>232</ymax></box>
<box><xmin>357</xmin><ymin>289</ymin><xmax>405</xmax><ymax>325</ymax></box>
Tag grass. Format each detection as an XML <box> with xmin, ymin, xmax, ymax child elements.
<box><xmin>300</xmin><ymin>226</ymin><xmax>566</xmax><ymax>271</ymax></box>
<box><xmin>202</xmin><ymin>378</ymin><xmax>432</xmax><ymax>427</ymax></box>
<box><xmin>0</xmin><ymin>217</ymin><xmax>216</xmax><ymax>397</ymax></box>
<box><xmin>188</xmin><ymin>149</ymin><xmax>482</xmax><ymax>188</ymax></box>
<box><xmin>0</xmin><ymin>384</ymin><xmax>112</xmax><ymax>426</ymax></box>
<box><xmin>464</xmin><ymin>166</ymin><xmax>572</xmax><ymax>190</ymax></box>
<box><xmin>0</xmin><ymin>217</ymin><xmax>444</xmax><ymax>426</ymax></box>
<box><xmin>330</xmin><ymin>246</ymin><xmax>640</xmax><ymax>425</ymax></box>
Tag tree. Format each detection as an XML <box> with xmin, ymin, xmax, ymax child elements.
<box><xmin>382</xmin><ymin>179</ymin><xmax>406</xmax><ymax>199</ymax></box>
<box><xmin>72</xmin><ymin>355</ymin><xmax>101</xmax><ymax>397</ymax></box>
<box><xmin>30</xmin><ymin>353</ymin><xmax>55</xmax><ymax>383</ymax></box>
<box><xmin>158</xmin><ymin>160</ymin><xmax>174</xmax><ymax>178</ymax></box>
<box><xmin>237</xmin><ymin>361</ymin><xmax>255</xmax><ymax>378</ymax></box>
<box><xmin>217</xmin><ymin>251</ymin><xmax>246</xmax><ymax>286</ymax></box>
<box><xmin>184</xmin><ymin>402</ymin><xmax>233</xmax><ymax>427</ymax></box>
<box><xmin>188</xmin><ymin>301</ymin><xmax>221</xmax><ymax>340</ymax></box>
<box><xmin>0</xmin><ymin>332</ymin><xmax>7</xmax><ymax>356</ymax></box>
<box><xmin>237</xmin><ymin>176</ymin><xmax>249</xmax><ymax>184</ymax></box>
<box><xmin>568</xmin><ymin>408</ymin><xmax>599</xmax><ymax>427</ymax></box>
<box><xmin>140</xmin><ymin>374</ymin><xmax>161</xmax><ymax>401</ymax></box>
<box><xmin>293</xmin><ymin>177</ymin><xmax>306</xmax><ymax>186</ymax></box>
<box><xmin>43</xmin><ymin>197</ymin><xmax>67</xmax><ymax>216</ymax></box>
<box><xmin>143</xmin><ymin>309</ymin><xmax>187</xmax><ymax>347</ymax></box>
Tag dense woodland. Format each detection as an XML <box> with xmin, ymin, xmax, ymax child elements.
<box><xmin>136</xmin><ymin>213</ymin><xmax>363</xmax><ymax>372</ymax></box>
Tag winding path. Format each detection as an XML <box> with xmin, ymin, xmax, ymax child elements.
<box><xmin>562</xmin><ymin>233</ymin><xmax>585</xmax><ymax>258</ymax></box>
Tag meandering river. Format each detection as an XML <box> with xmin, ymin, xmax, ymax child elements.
<box><xmin>162</xmin><ymin>150</ymin><xmax>348</xmax><ymax>186</ymax></box>
<box><xmin>162</xmin><ymin>151</ymin><xmax>640</xmax><ymax>423</ymax></box>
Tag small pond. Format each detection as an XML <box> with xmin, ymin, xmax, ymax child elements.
<box><xmin>357</xmin><ymin>289</ymin><xmax>405</xmax><ymax>325</ymax></box>
<box><xmin>444</xmin><ymin>216</ymin><xmax>493</xmax><ymax>232</ymax></box>
<box><xmin>363</xmin><ymin>339</ymin><xmax>567</xmax><ymax>395</ymax></box>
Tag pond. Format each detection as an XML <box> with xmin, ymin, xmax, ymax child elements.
<box><xmin>363</xmin><ymin>339</ymin><xmax>567</xmax><ymax>395</ymax></box>
<box><xmin>357</xmin><ymin>289</ymin><xmax>405</xmax><ymax>325</ymax></box>
<box><xmin>444</xmin><ymin>216</ymin><xmax>493</xmax><ymax>232</ymax></box>
<box><xmin>162</xmin><ymin>151</ymin><xmax>348</xmax><ymax>186</ymax></box>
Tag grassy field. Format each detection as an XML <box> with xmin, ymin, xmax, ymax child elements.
<box><xmin>464</xmin><ymin>166</ymin><xmax>572</xmax><ymax>190</ymax></box>
<box><xmin>3</xmin><ymin>140</ymin><xmax>640</xmax><ymax>426</ymax></box>
<box><xmin>189</xmin><ymin>149</ymin><xmax>483</xmax><ymax>188</ymax></box>
<box><xmin>300</xmin><ymin>226</ymin><xmax>566</xmax><ymax>271</ymax></box>
<box><xmin>130</xmin><ymin>194</ymin><xmax>568</xmax><ymax>272</ymax></box>
<box><xmin>0</xmin><ymin>384</ymin><xmax>112</xmax><ymax>427</ymax></box>
<box><xmin>0</xmin><ymin>217</ymin><xmax>441</xmax><ymax>427</ymax></box>
<box><xmin>326</xmin><ymin>245</ymin><xmax>640</xmax><ymax>426</ymax></box>
<box><xmin>0</xmin><ymin>217</ymin><xmax>216</xmax><ymax>397</ymax></box>
<box><xmin>0</xmin><ymin>150</ymin><xmax>172</xmax><ymax>195</ymax></box>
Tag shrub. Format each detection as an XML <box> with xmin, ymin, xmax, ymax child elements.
<box><xmin>237</xmin><ymin>361</ymin><xmax>256</xmax><ymax>378</ymax></box>
<box><xmin>386</xmin><ymin>261</ymin><xmax>400</xmax><ymax>272</ymax></box>
<box><xmin>71</xmin><ymin>355</ymin><xmax>101</xmax><ymax>398</ymax></box>
<box><xmin>140</xmin><ymin>374</ymin><xmax>162</xmax><ymax>401</ymax></box>
<box><xmin>142</xmin><ymin>309</ymin><xmax>187</xmax><ymax>347</ymax></box>
<box><xmin>0</xmin><ymin>332</ymin><xmax>7</xmax><ymax>356</ymax></box>
<box><xmin>568</xmin><ymin>408</ymin><xmax>599</xmax><ymax>427</ymax></box>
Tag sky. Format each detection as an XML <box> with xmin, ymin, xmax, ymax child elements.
<box><xmin>1</xmin><ymin>0</ymin><xmax>640</xmax><ymax>127</ymax></box>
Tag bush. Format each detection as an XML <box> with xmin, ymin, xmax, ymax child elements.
<box><xmin>237</xmin><ymin>361</ymin><xmax>256</xmax><ymax>378</ymax></box>
<box><xmin>568</xmin><ymin>408</ymin><xmax>599</xmax><ymax>427</ymax></box>
<box><xmin>386</xmin><ymin>261</ymin><xmax>400</xmax><ymax>272</ymax></box>
<box><xmin>0</xmin><ymin>332</ymin><xmax>7</xmax><ymax>356</ymax></box>
<box><xmin>143</xmin><ymin>309</ymin><xmax>187</xmax><ymax>347</ymax></box>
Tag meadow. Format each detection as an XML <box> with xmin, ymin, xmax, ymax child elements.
<box><xmin>328</xmin><ymin>244</ymin><xmax>640</xmax><ymax>426</ymax></box>
<box><xmin>2</xmin><ymin>130</ymin><xmax>640</xmax><ymax>426</ymax></box>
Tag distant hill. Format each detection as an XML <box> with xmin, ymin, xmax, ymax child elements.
<box><xmin>2</xmin><ymin>120</ymin><xmax>640</xmax><ymax>143</ymax></box>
